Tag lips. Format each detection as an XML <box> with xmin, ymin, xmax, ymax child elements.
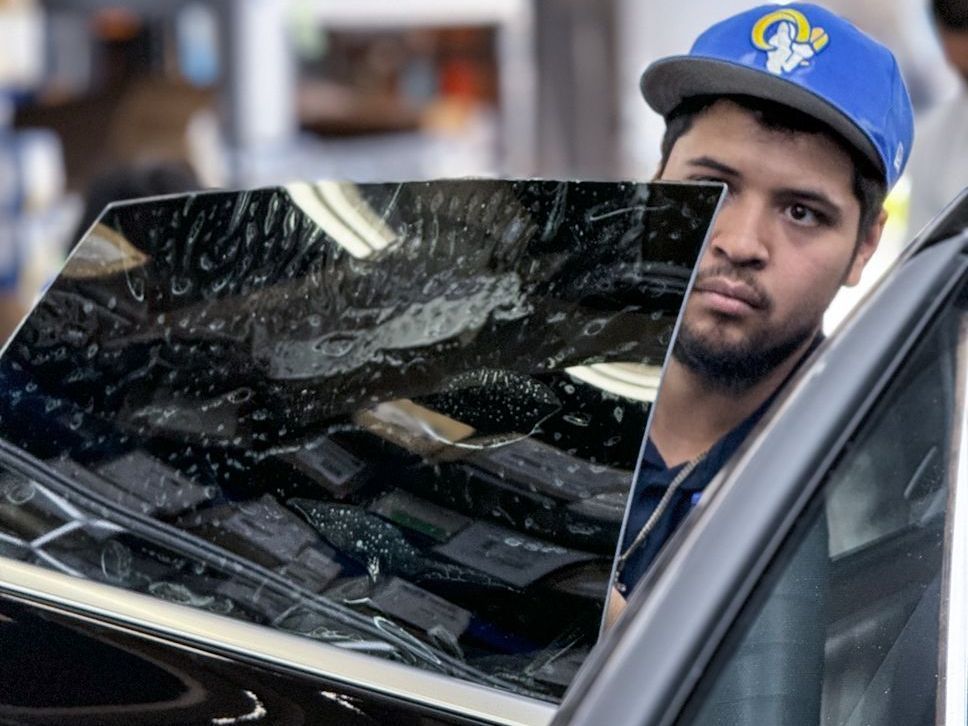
<box><xmin>693</xmin><ymin>276</ymin><xmax>766</xmax><ymax>314</ymax></box>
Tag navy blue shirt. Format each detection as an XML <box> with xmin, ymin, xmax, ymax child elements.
<box><xmin>616</xmin><ymin>337</ymin><xmax>823</xmax><ymax>594</ymax></box>
<box><xmin>616</xmin><ymin>406</ymin><xmax>768</xmax><ymax>593</ymax></box>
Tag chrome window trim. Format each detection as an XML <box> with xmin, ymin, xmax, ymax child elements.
<box><xmin>943</xmin><ymin>316</ymin><xmax>968</xmax><ymax>726</ymax></box>
<box><xmin>0</xmin><ymin>557</ymin><xmax>555</xmax><ymax>726</ymax></box>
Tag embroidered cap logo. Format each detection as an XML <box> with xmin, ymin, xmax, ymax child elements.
<box><xmin>751</xmin><ymin>8</ymin><xmax>829</xmax><ymax>75</ymax></box>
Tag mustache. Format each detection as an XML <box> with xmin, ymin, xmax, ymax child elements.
<box><xmin>693</xmin><ymin>264</ymin><xmax>771</xmax><ymax>311</ymax></box>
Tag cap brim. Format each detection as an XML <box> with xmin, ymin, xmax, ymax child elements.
<box><xmin>640</xmin><ymin>56</ymin><xmax>883</xmax><ymax>177</ymax></box>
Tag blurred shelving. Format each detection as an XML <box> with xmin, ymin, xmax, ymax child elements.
<box><xmin>0</xmin><ymin>0</ymin><xmax>544</xmax><ymax>324</ymax></box>
<box><xmin>297</xmin><ymin>0</ymin><xmax>536</xmax><ymax>176</ymax></box>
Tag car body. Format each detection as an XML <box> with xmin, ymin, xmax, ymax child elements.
<box><xmin>0</xmin><ymin>180</ymin><xmax>965</xmax><ymax>725</ymax></box>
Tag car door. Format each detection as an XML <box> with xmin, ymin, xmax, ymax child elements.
<box><xmin>0</xmin><ymin>573</ymin><xmax>518</xmax><ymax>725</ymax></box>
<box><xmin>555</xmin><ymin>189</ymin><xmax>968</xmax><ymax>726</ymax></box>
<box><xmin>0</xmin><ymin>179</ymin><xmax>722</xmax><ymax>723</ymax></box>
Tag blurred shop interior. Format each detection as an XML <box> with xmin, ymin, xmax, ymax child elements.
<box><xmin>0</xmin><ymin>0</ymin><xmax>962</xmax><ymax>344</ymax></box>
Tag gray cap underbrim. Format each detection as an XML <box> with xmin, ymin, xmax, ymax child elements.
<box><xmin>640</xmin><ymin>56</ymin><xmax>884</xmax><ymax>177</ymax></box>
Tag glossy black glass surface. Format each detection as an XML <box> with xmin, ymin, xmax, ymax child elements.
<box><xmin>0</xmin><ymin>180</ymin><xmax>720</xmax><ymax>699</ymax></box>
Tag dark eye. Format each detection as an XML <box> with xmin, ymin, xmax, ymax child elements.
<box><xmin>786</xmin><ymin>203</ymin><xmax>819</xmax><ymax>227</ymax></box>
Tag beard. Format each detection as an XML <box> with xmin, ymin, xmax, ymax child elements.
<box><xmin>672</xmin><ymin>319</ymin><xmax>815</xmax><ymax>394</ymax></box>
<box><xmin>672</xmin><ymin>265</ymin><xmax>818</xmax><ymax>393</ymax></box>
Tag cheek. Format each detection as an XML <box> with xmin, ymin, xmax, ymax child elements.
<box><xmin>769</xmin><ymin>250</ymin><xmax>849</xmax><ymax>320</ymax></box>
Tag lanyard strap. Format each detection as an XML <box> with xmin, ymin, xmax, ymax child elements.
<box><xmin>617</xmin><ymin>450</ymin><xmax>708</xmax><ymax>572</ymax></box>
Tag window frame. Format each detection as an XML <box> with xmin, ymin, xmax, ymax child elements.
<box><xmin>942</xmin><ymin>310</ymin><xmax>968</xmax><ymax>725</ymax></box>
<box><xmin>555</xmin><ymin>226</ymin><xmax>968</xmax><ymax>726</ymax></box>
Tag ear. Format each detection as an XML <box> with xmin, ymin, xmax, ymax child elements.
<box><xmin>843</xmin><ymin>207</ymin><xmax>887</xmax><ymax>287</ymax></box>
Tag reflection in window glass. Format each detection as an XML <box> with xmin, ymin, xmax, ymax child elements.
<box><xmin>0</xmin><ymin>180</ymin><xmax>720</xmax><ymax>699</ymax></box>
<box><xmin>678</xmin><ymin>282</ymin><xmax>962</xmax><ymax>725</ymax></box>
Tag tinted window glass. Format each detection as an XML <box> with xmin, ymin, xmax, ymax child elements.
<box><xmin>677</xmin><ymin>281</ymin><xmax>962</xmax><ymax>725</ymax></box>
<box><xmin>0</xmin><ymin>595</ymin><xmax>495</xmax><ymax>724</ymax></box>
<box><xmin>0</xmin><ymin>180</ymin><xmax>720</xmax><ymax>699</ymax></box>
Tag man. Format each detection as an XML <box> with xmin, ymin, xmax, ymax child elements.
<box><xmin>908</xmin><ymin>0</ymin><xmax>968</xmax><ymax>232</ymax></box>
<box><xmin>610</xmin><ymin>2</ymin><xmax>914</xmax><ymax>615</ymax></box>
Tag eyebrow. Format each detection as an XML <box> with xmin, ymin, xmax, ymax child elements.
<box><xmin>686</xmin><ymin>156</ymin><xmax>741</xmax><ymax>178</ymax></box>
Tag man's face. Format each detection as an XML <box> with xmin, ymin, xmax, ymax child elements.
<box><xmin>659</xmin><ymin>100</ymin><xmax>880</xmax><ymax>391</ymax></box>
<box><xmin>939</xmin><ymin>28</ymin><xmax>968</xmax><ymax>84</ymax></box>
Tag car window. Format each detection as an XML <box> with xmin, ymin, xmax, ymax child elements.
<box><xmin>676</xmin><ymin>278</ymin><xmax>963</xmax><ymax>726</ymax></box>
<box><xmin>0</xmin><ymin>180</ymin><xmax>720</xmax><ymax>700</ymax></box>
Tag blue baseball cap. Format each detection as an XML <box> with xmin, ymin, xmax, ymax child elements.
<box><xmin>640</xmin><ymin>3</ymin><xmax>914</xmax><ymax>189</ymax></box>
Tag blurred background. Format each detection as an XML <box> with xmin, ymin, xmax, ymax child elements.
<box><xmin>0</xmin><ymin>0</ymin><xmax>962</xmax><ymax>344</ymax></box>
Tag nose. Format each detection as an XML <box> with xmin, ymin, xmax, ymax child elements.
<box><xmin>707</xmin><ymin>194</ymin><xmax>771</xmax><ymax>269</ymax></box>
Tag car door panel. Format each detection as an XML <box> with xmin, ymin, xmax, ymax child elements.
<box><xmin>0</xmin><ymin>594</ymin><xmax>488</xmax><ymax>726</ymax></box>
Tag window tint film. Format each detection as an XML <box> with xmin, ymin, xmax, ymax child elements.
<box><xmin>0</xmin><ymin>595</ymin><xmax>501</xmax><ymax>725</ymax></box>
<box><xmin>677</xmin><ymin>280</ymin><xmax>963</xmax><ymax>725</ymax></box>
<box><xmin>0</xmin><ymin>180</ymin><xmax>720</xmax><ymax>700</ymax></box>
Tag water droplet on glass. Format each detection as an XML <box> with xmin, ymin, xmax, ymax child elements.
<box><xmin>125</xmin><ymin>271</ymin><xmax>146</xmax><ymax>302</ymax></box>
<box><xmin>313</xmin><ymin>334</ymin><xmax>356</xmax><ymax>357</ymax></box>
<box><xmin>148</xmin><ymin>583</ymin><xmax>195</xmax><ymax>604</ymax></box>
<box><xmin>171</xmin><ymin>276</ymin><xmax>191</xmax><ymax>296</ymax></box>
<box><xmin>226</xmin><ymin>387</ymin><xmax>253</xmax><ymax>404</ymax></box>
<box><xmin>100</xmin><ymin>540</ymin><xmax>133</xmax><ymax>582</ymax></box>
<box><xmin>4</xmin><ymin>480</ymin><xmax>36</xmax><ymax>505</ymax></box>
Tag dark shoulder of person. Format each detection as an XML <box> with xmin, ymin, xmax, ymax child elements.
<box><xmin>70</xmin><ymin>161</ymin><xmax>201</xmax><ymax>253</ymax></box>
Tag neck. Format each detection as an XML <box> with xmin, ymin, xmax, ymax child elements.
<box><xmin>649</xmin><ymin>335</ymin><xmax>815</xmax><ymax>466</ymax></box>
